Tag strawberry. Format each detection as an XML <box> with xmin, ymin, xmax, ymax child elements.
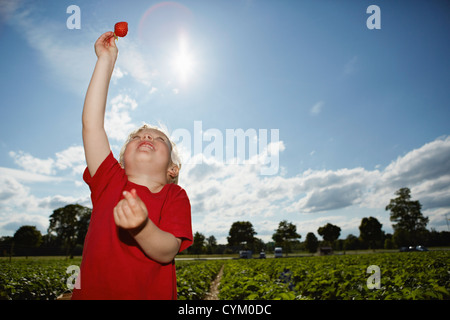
<box><xmin>114</xmin><ymin>22</ymin><xmax>128</xmax><ymax>40</ymax></box>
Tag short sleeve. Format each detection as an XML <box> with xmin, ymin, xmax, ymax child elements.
<box><xmin>83</xmin><ymin>151</ymin><xmax>126</xmax><ymax>207</ymax></box>
<box><xmin>159</xmin><ymin>186</ymin><xmax>193</xmax><ymax>253</ymax></box>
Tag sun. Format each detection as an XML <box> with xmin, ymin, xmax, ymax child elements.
<box><xmin>173</xmin><ymin>51</ymin><xmax>194</xmax><ymax>81</ymax></box>
<box><xmin>171</xmin><ymin>36</ymin><xmax>195</xmax><ymax>83</ymax></box>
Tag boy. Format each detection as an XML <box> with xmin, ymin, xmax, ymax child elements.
<box><xmin>71</xmin><ymin>31</ymin><xmax>193</xmax><ymax>300</ymax></box>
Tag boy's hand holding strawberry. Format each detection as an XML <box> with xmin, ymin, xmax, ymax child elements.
<box><xmin>94</xmin><ymin>31</ymin><xmax>118</xmax><ymax>62</ymax></box>
<box><xmin>93</xmin><ymin>22</ymin><xmax>127</xmax><ymax>62</ymax></box>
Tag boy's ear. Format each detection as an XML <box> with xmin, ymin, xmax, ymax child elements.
<box><xmin>167</xmin><ymin>164</ymin><xmax>179</xmax><ymax>179</ymax></box>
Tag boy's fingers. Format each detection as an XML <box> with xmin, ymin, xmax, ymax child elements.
<box><xmin>115</xmin><ymin>199</ymin><xmax>129</xmax><ymax>215</ymax></box>
<box><xmin>138</xmin><ymin>199</ymin><xmax>147</xmax><ymax>213</ymax></box>
<box><xmin>123</xmin><ymin>189</ymin><xmax>138</xmax><ymax>199</ymax></box>
<box><xmin>121</xmin><ymin>201</ymin><xmax>133</xmax><ymax>217</ymax></box>
<box><xmin>96</xmin><ymin>31</ymin><xmax>116</xmax><ymax>49</ymax></box>
<box><xmin>97</xmin><ymin>31</ymin><xmax>113</xmax><ymax>43</ymax></box>
<box><xmin>116</xmin><ymin>199</ymin><xmax>131</xmax><ymax>215</ymax></box>
<box><xmin>102</xmin><ymin>31</ymin><xmax>114</xmax><ymax>39</ymax></box>
<box><xmin>113</xmin><ymin>206</ymin><xmax>121</xmax><ymax>225</ymax></box>
<box><xmin>123</xmin><ymin>190</ymin><xmax>138</xmax><ymax>207</ymax></box>
<box><xmin>107</xmin><ymin>34</ymin><xmax>117</xmax><ymax>47</ymax></box>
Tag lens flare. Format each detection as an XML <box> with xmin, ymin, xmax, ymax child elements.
<box><xmin>138</xmin><ymin>1</ymin><xmax>193</xmax><ymax>48</ymax></box>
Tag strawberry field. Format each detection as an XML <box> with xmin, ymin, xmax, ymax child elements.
<box><xmin>0</xmin><ymin>257</ymin><xmax>81</xmax><ymax>300</ymax></box>
<box><xmin>216</xmin><ymin>251</ymin><xmax>450</xmax><ymax>300</ymax></box>
<box><xmin>1</xmin><ymin>251</ymin><xmax>449</xmax><ymax>300</ymax></box>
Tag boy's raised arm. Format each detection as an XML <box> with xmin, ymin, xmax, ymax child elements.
<box><xmin>82</xmin><ymin>32</ymin><xmax>118</xmax><ymax>177</ymax></box>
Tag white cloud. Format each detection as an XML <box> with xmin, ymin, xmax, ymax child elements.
<box><xmin>2</xmin><ymin>1</ymin><xmax>157</xmax><ymax>95</ymax></box>
<box><xmin>38</xmin><ymin>194</ymin><xmax>91</xmax><ymax>210</ymax></box>
<box><xmin>3</xmin><ymin>3</ymin><xmax>95</xmax><ymax>95</ymax></box>
<box><xmin>0</xmin><ymin>176</ymin><xmax>30</xmax><ymax>203</ymax></box>
<box><xmin>0</xmin><ymin>175</ymin><xmax>42</xmax><ymax>234</ymax></box>
<box><xmin>0</xmin><ymin>166</ymin><xmax>90</xmax><ymax>236</ymax></box>
<box><xmin>54</xmin><ymin>146</ymin><xmax>86</xmax><ymax>175</ymax></box>
<box><xmin>0</xmin><ymin>177</ymin><xmax>90</xmax><ymax>236</ymax></box>
<box><xmin>111</xmin><ymin>67</ymin><xmax>127</xmax><ymax>83</ymax></box>
<box><xmin>292</xmin><ymin>167</ymin><xmax>380</xmax><ymax>213</ymax></box>
<box><xmin>310</xmin><ymin>101</ymin><xmax>324</xmax><ymax>115</ymax></box>
<box><xmin>104</xmin><ymin>94</ymin><xmax>139</xmax><ymax>142</ymax></box>
<box><xmin>0</xmin><ymin>167</ymin><xmax>62</xmax><ymax>183</ymax></box>
<box><xmin>1</xmin><ymin>214</ymin><xmax>50</xmax><ymax>236</ymax></box>
<box><xmin>8</xmin><ymin>145</ymin><xmax>86</xmax><ymax>176</ymax></box>
<box><xmin>9</xmin><ymin>151</ymin><xmax>55</xmax><ymax>175</ymax></box>
<box><xmin>182</xmin><ymin>136</ymin><xmax>450</xmax><ymax>243</ymax></box>
<box><xmin>2</xmin><ymin>134</ymin><xmax>450</xmax><ymax>240</ymax></box>
<box><xmin>150</xmin><ymin>87</ymin><xmax>158</xmax><ymax>94</ymax></box>
<box><xmin>344</xmin><ymin>56</ymin><xmax>358</xmax><ymax>75</ymax></box>
<box><xmin>381</xmin><ymin>136</ymin><xmax>450</xmax><ymax>187</ymax></box>
<box><xmin>117</xmin><ymin>40</ymin><xmax>157</xmax><ymax>87</ymax></box>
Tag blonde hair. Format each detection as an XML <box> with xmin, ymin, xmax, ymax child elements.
<box><xmin>119</xmin><ymin>123</ymin><xmax>181</xmax><ymax>184</ymax></box>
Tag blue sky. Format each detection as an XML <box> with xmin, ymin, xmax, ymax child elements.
<box><xmin>0</xmin><ymin>0</ymin><xmax>449</xmax><ymax>243</ymax></box>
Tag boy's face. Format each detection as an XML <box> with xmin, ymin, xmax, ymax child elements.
<box><xmin>123</xmin><ymin>128</ymin><xmax>172</xmax><ymax>175</ymax></box>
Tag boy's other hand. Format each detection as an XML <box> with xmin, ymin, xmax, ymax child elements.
<box><xmin>113</xmin><ymin>189</ymin><xmax>149</xmax><ymax>232</ymax></box>
<box><xmin>94</xmin><ymin>31</ymin><xmax>118</xmax><ymax>62</ymax></box>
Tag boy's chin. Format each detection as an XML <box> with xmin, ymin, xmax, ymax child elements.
<box><xmin>126</xmin><ymin>155</ymin><xmax>168</xmax><ymax>170</ymax></box>
<box><xmin>131</xmin><ymin>151</ymin><xmax>155</xmax><ymax>160</ymax></box>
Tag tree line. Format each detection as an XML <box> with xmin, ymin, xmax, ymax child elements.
<box><xmin>1</xmin><ymin>187</ymin><xmax>449</xmax><ymax>258</ymax></box>
<box><xmin>185</xmin><ymin>187</ymin><xmax>449</xmax><ymax>255</ymax></box>
<box><xmin>0</xmin><ymin>205</ymin><xmax>90</xmax><ymax>259</ymax></box>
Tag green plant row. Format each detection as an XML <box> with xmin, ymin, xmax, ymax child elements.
<box><xmin>1</xmin><ymin>251</ymin><xmax>448</xmax><ymax>300</ymax></box>
<box><xmin>0</xmin><ymin>257</ymin><xmax>222</xmax><ymax>300</ymax></box>
<box><xmin>217</xmin><ymin>251</ymin><xmax>450</xmax><ymax>300</ymax></box>
<box><xmin>176</xmin><ymin>260</ymin><xmax>223</xmax><ymax>300</ymax></box>
<box><xmin>0</xmin><ymin>257</ymin><xmax>81</xmax><ymax>300</ymax></box>
<box><xmin>218</xmin><ymin>259</ymin><xmax>297</xmax><ymax>300</ymax></box>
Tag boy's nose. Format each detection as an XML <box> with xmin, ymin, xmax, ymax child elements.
<box><xmin>143</xmin><ymin>134</ymin><xmax>153</xmax><ymax>141</ymax></box>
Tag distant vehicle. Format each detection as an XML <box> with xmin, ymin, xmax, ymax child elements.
<box><xmin>318</xmin><ymin>247</ymin><xmax>333</xmax><ymax>256</ymax></box>
<box><xmin>274</xmin><ymin>247</ymin><xmax>283</xmax><ymax>258</ymax></box>
<box><xmin>259</xmin><ymin>251</ymin><xmax>266</xmax><ymax>259</ymax></box>
<box><xmin>239</xmin><ymin>250</ymin><xmax>252</xmax><ymax>259</ymax></box>
<box><xmin>399</xmin><ymin>245</ymin><xmax>429</xmax><ymax>252</ymax></box>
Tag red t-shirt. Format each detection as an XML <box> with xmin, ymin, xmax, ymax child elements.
<box><xmin>71</xmin><ymin>152</ymin><xmax>192</xmax><ymax>300</ymax></box>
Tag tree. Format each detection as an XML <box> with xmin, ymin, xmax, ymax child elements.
<box><xmin>343</xmin><ymin>234</ymin><xmax>360</xmax><ymax>250</ymax></box>
<box><xmin>384</xmin><ymin>233</ymin><xmax>394</xmax><ymax>249</ymax></box>
<box><xmin>359</xmin><ymin>217</ymin><xmax>383</xmax><ymax>249</ymax></box>
<box><xmin>48</xmin><ymin>204</ymin><xmax>91</xmax><ymax>259</ymax></box>
<box><xmin>227</xmin><ymin>221</ymin><xmax>257</xmax><ymax>251</ymax></box>
<box><xmin>190</xmin><ymin>232</ymin><xmax>206</xmax><ymax>254</ymax></box>
<box><xmin>304</xmin><ymin>232</ymin><xmax>319</xmax><ymax>253</ymax></box>
<box><xmin>317</xmin><ymin>223</ymin><xmax>341</xmax><ymax>248</ymax></box>
<box><xmin>272</xmin><ymin>220</ymin><xmax>301</xmax><ymax>255</ymax></box>
<box><xmin>0</xmin><ymin>236</ymin><xmax>14</xmax><ymax>258</ymax></box>
<box><xmin>252</xmin><ymin>238</ymin><xmax>266</xmax><ymax>253</ymax></box>
<box><xmin>385</xmin><ymin>187</ymin><xmax>429</xmax><ymax>246</ymax></box>
<box><xmin>205</xmin><ymin>235</ymin><xmax>218</xmax><ymax>254</ymax></box>
<box><xmin>13</xmin><ymin>226</ymin><xmax>42</xmax><ymax>258</ymax></box>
